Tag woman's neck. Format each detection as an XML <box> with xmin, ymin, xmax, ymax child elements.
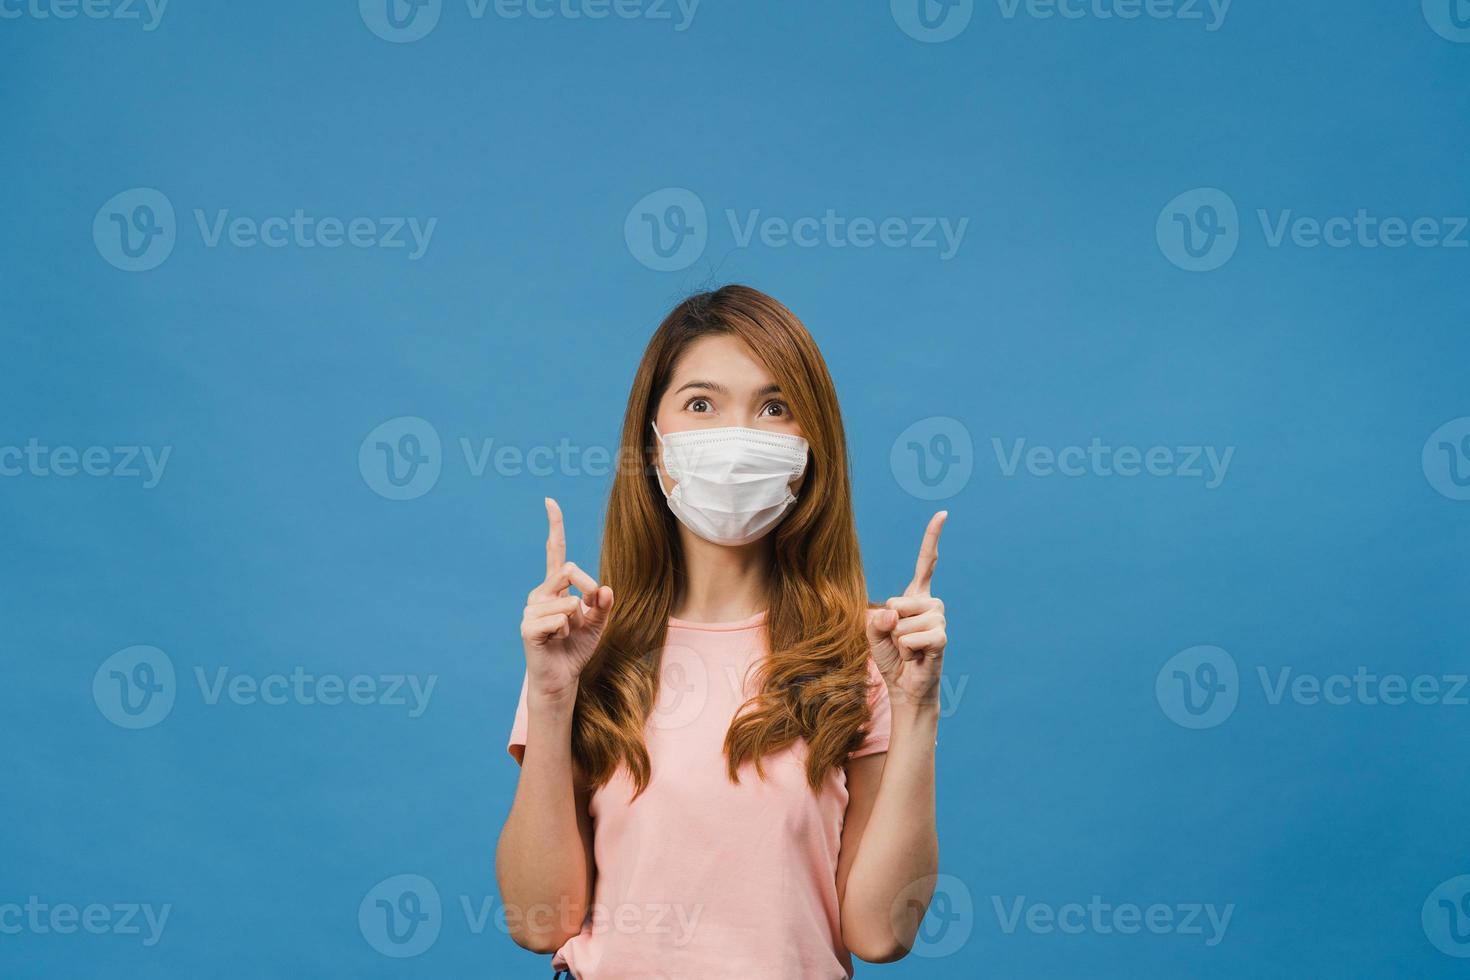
<box><xmin>672</xmin><ymin>529</ymin><xmax>772</xmax><ymax>623</ymax></box>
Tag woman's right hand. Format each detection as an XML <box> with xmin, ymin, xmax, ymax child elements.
<box><xmin>519</xmin><ymin>497</ymin><xmax>614</xmax><ymax>706</ymax></box>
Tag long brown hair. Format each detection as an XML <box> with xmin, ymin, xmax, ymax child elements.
<box><xmin>573</xmin><ymin>285</ymin><xmax>875</xmax><ymax>794</ymax></box>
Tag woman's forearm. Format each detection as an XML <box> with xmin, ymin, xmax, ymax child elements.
<box><xmin>495</xmin><ymin>694</ymin><xmax>592</xmax><ymax>953</ymax></box>
<box><xmin>841</xmin><ymin>698</ymin><xmax>940</xmax><ymax>961</ymax></box>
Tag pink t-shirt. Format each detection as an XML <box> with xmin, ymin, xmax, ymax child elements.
<box><xmin>507</xmin><ymin>610</ymin><xmax>891</xmax><ymax>980</ymax></box>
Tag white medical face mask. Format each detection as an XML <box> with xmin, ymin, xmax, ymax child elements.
<box><xmin>652</xmin><ymin>421</ymin><xmax>810</xmax><ymax>546</ymax></box>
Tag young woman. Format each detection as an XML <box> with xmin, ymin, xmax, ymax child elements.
<box><xmin>496</xmin><ymin>285</ymin><xmax>948</xmax><ymax>979</ymax></box>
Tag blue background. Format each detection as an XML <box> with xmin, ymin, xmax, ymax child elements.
<box><xmin>4</xmin><ymin>0</ymin><xmax>1470</xmax><ymax>976</ymax></box>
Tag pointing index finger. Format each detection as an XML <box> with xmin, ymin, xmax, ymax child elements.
<box><xmin>905</xmin><ymin>510</ymin><xmax>948</xmax><ymax>597</ymax></box>
<box><xmin>545</xmin><ymin>497</ymin><xmax>567</xmax><ymax>578</ymax></box>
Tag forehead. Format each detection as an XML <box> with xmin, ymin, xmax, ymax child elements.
<box><xmin>668</xmin><ymin>334</ymin><xmax>776</xmax><ymax>389</ymax></box>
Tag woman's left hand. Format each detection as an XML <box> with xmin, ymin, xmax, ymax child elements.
<box><xmin>866</xmin><ymin>511</ymin><xmax>948</xmax><ymax>708</ymax></box>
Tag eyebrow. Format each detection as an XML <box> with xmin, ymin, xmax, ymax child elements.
<box><xmin>674</xmin><ymin>380</ymin><xmax>783</xmax><ymax>397</ymax></box>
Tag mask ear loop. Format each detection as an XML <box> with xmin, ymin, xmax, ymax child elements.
<box><xmin>783</xmin><ymin>437</ymin><xmax>810</xmax><ymax>499</ymax></box>
<box><xmin>649</xmin><ymin>420</ymin><xmax>676</xmax><ymax>501</ymax></box>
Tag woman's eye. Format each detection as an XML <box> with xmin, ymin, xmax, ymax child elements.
<box><xmin>762</xmin><ymin>401</ymin><xmax>789</xmax><ymax>418</ymax></box>
<box><xmin>686</xmin><ymin>397</ymin><xmax>712</xmax><ymax>413</ymax></box>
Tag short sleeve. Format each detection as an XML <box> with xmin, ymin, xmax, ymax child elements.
<box><xmin>507</xmin><ymin>672</ymin><xmax>530</xmax><ymax>765</ymax></box>
<box><xmin>850</xmin><ymin>657</ymin><xmax>891</xmax><ymax>759</ymax></box>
